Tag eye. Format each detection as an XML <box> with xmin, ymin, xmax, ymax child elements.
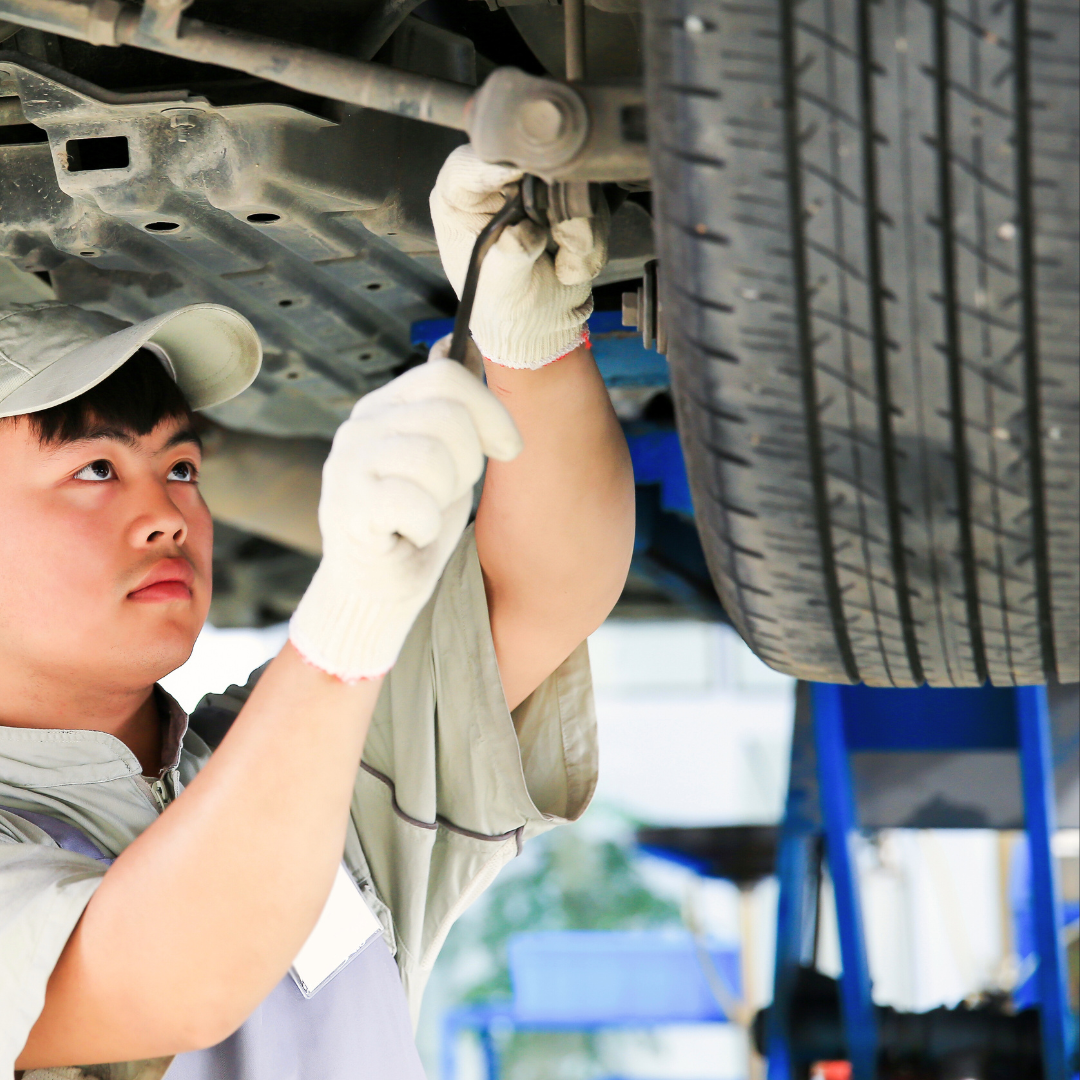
<box><xmin>168</xmin><ymin>460</ymin><xmax>198</xmax><ymax>482</ymax></box>
<box><xmin>74</xmin><ymin>459</ymin><xmax>115</xmax><ymax>482</ymax></box>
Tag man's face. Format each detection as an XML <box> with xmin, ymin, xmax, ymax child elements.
<box><xmin>0</xmin><ymin>414</ymin><xmax>212</xmax><ymax>696</ymax></box>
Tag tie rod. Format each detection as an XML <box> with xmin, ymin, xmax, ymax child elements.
<box><xmin>0</xmin><ymin>0</ymin><xmax>648</xmax><ymax>183</ymax></box>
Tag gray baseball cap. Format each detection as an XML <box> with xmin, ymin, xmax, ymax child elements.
<box><xmin>0</xmin><ymin>300</ymin><xmax>262</xmax><ymax>419</ymax></box>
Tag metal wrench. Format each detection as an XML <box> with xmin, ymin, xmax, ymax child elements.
<box><xmin>447</xmin><ymin>184</ymin><xmax>529</xmax><ymax>364</ymax></box>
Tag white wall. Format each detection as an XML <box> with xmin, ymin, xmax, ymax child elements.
<box><xmin>160</xmin><ymin>621</ymin><xmax>288</xmax><ymax>711</ymax></box>
<box><xmin>588</xmin><ymin>620</ymin><xmax>796</xmax><ymax>826</ymax></box>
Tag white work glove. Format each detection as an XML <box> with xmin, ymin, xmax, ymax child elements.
<box><xmin>289</xmin><ymin>360</ymin><xmax>522</xmax><ymax>681</ymax></box>
<box><xmin>429</xmin><ymin>144</ymin><xmax>609</xmax><ymax>369</ymax></box>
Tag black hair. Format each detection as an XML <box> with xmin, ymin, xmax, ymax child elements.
<box><xmin>15</xmin><ymin>347</ymin><xmax>195</xmax><ymax>444</ymax></box>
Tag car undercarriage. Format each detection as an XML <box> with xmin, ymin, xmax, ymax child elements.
<box><xmin>1</xmin><ymin>0</ymin><xmax>1077</xmax><ymax>685</ymax></box>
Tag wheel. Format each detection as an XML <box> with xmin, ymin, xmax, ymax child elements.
<box><xmin>644</xmin><ymin>0</ymin><xmax>1079</xmax><ymax>686</ymax></box>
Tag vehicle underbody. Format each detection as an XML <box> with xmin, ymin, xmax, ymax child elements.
<box><xmin>2</xmin><ymin>0</ymin><xmax>1076</xmax><ymax>684</ymax></box>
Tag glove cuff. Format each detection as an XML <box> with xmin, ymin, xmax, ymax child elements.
<box><xmin>481</xmin><ymin>325</ymin><xmax>590</xmax><ymax>371</ymax></box>
<box><xmin>470</xmin><ymin>286</ymin><xmax>593</xmax><ymax>369</ymax></box>
<box><xmin>289</xmin><ymin>560</ymin><xmax>420</xmax><ymax>682</ymax></box>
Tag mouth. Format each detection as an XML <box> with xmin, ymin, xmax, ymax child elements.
<box><xmin>127</xmin><ymin>557</ymin><xmax>196</xmax><ymax>603</ymax></box>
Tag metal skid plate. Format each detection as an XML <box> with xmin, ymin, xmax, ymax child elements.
<box><xmin>0</xmin><ymin>57</ymin><xmax>462</xmax><ymax>437</ymax></box>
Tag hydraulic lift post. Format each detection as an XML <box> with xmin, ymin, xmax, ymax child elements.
<box><xmin>767</xmin><ymin>682</ymin><xmax>1076</xmax><ymax>1080</ymax></box>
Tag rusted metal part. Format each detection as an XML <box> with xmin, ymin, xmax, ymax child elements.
<box><xmin>0</xmin><ymin>0</ymin><xmax>125</xmax><ymax>47</ymax></box>
<box><xmin>468</xmin><ymin>68</ymin><xmax>587</xmax><ymax>173</ymax></box>
<box><xmin>114</xmin><ymin>8</ymin><xmax>474</xmax><ymax>129</ymax></box>
<box><xmin>0</xmin><ymin>0</ymin><xmax>474</xmax><ymax>128</ymax></box>
<box><xmin>621</xmin><ymin>258</ymin><xmax>665</xmax><ymax>354</ymax></box>
<box><xmin>0</xmin><ymin>56</ymin><xmax>458</xmax><ymax>437</ymax></box>
<box><xmin>0</xmin><ymin>92</ymin><xmax>25</xmax><ymax>122</ymax></box>
<box><xmin>468</xmin><ymin>67</ymin><xmax>647</xmax><ymax>181</ymax></box>
<box><xmin>0</xmin><ymin>0</ymin><xmax>649</xmax><ymax>181</ymax></box>
<box><xmin>137</xmin><ymin>0</ymin><xmax>192</xmax><ymax>42</ymax></box>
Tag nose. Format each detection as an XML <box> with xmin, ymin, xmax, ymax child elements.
<box><xmin>128</xmin><ymin>477</ymin><xmax>189</xmax><ymax>549</ymax></box>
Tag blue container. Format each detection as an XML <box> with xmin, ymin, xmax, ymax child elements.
<box><xmin>507</xmin><ymin>930</ymin><xmax>740</xmax><ymax>1025</ymax></box>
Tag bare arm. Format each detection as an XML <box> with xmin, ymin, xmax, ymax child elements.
<box><xmin>476</xmin><ymin>345</ymin><xmax>635</xmax><ymax>710</ymax></box>
<box><xmin>17</xmin><ymin>645</ymin><xmax>383</xmax><ymax>1067</ymax></box>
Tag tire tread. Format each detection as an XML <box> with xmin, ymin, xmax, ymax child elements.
<box><xmin>644</xmin><ymin>0</ymin><xmax>1079</xmax><ymax>685</ymax></box>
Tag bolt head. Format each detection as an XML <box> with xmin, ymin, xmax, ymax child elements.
<box><xmin>518</xmin><ymin>98</ymin><xmax>566</xmax><ymax>146</ymax></box>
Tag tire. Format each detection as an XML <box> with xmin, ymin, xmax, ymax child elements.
<box><xmin>644</xmin><ymin>0</ymin><xmax>1079</xmax><ymax>686</ymax></box>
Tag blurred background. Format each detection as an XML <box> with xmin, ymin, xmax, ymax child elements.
<box><xmin>162</xmin><ymin>616</ymin><xmax>1078</xmax><ymax>1080</ymax></box>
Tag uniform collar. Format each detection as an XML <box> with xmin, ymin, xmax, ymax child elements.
<box><xmin>0</xmin><ymin>685</ymin><xmax>190</xmax><ymax>789</ymax></box>
<box><xmin>154</xmin><ymin>685</ymin><xmax>190</xmax><ymax>773</ymax></box>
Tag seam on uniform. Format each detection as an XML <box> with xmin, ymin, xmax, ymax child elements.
<box><xmin>359</xmin><ymin>761</ymin><xmax>438</xmax><ymax>831</ymax></box>
<box><xmin>0</xmin><ymin>770</ymin><xmax>141</xmax><ymax>790</ymax></box>
<box><xmin>437</xmin><ymin>817</ymin><xmax>524</xmax><ymax>848</ymax></box>
<box><xmin>343</xmin><ymin>858</ymin><xmax>398</xmax><ymax>956</ymax></box>
<box><xmin>361</xmin><ymin>761</ymin><xmax>525</xmax><ymax>844</ymax></box>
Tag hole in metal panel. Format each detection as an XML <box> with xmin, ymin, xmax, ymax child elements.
<box><xmin>365</xmin><ymin>282</ymin><xmax>383</xmax><ymax>291</ymax></box>
<box><xmin>0</xmin><ymin>123</ymin><xmax>48</xmax><ymax>147</ymax></box>
<box><xmin>277</xmin><ymin>299</ymin><xmax>294</xmax><ymax>307</ymax></box>
<box><xmin>247</xmin><ymin>212</ymin><xmax>281</xmax><ymax>223</ymax></box>
<box><xmin>144</xmin><ymin>221</ymin><xmax>180</xmax><ymax>232</ymax></box>
<box><xmin>66</xmin><ymin>135</ymin><xmax>129</xmax><ymax>172</ymax></box>
<box><xmin>79</xmin><ymin>250</ymin><xmax>98</xmax><ymax>257</ymax></box>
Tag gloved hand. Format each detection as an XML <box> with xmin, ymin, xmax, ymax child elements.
<box><xmin>429</xmin><ymin>144</ymin><xmax>609</xmax><ymax>369</ymax></box>
<box><xmin>289</xmin><ymin>360</ymin><xmax>522</xmax><ymax>681</ymax></box>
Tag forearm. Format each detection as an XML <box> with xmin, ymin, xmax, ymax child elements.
<box><xmin>19</xmin><ymin>644</ymin><xmax>382</xmax><ymax>1066</ymax></box>
<box><xmin>476</xmin><ymin>346</ymin><xmax>635</xmax><ymax>709</ymax></box>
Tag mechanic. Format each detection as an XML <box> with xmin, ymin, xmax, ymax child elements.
<box><xmin>0</xmin><ymin>146</ymin><xmax>634</xmax><ymax>1078</ymax></box>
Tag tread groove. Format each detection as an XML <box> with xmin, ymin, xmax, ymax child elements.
<box><xmin>1012</xmin><ymin>0</ymin><xmax>1058</xmax><ymax>676</ymax></box>
<box><xmin>782</xmin><ymin>0</ymin><xmax>861</xmax><ymax>681</ymax></box>
<box><xmin>856</xmin><ymin>0</ymin><xmax>924</xmax><ymax>683</ymax></box>
<box><xmin>933</xmin><ymin>0</ymin><xmax>990</xmax><ymax>683</ymax></box>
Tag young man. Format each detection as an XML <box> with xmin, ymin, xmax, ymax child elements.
<box><xmin>0</xmin><ymin>147</ymin><xmax>634</xmax><ymax>1078</ymax></box>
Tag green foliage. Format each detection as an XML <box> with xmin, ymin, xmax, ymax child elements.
<box><xmin>448</xmin><ymin>820</ymin><xmax>683</xmax><ymax>1004</ymax></box>
<box><xmin>435</xmin><ymin>819</ymin><xmax>683</xmax><ymax>1077</ymax></box>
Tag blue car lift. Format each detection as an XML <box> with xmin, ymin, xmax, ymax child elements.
<box><xmin>441</xmin><ymin>930</ymin><xmax>741</xmax><ymax>1080</ymax></box>
<box><xmin>769</xmin><ymin>682</ymin><xmax>1077</xmax><ymax>1080</ymax></box>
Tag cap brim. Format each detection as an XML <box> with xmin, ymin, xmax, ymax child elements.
<box><xmin>0</xmin><ymin>303</ymin><xmax>262</xmax><ymax>418</ymax></box>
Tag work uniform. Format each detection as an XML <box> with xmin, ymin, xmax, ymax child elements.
<box><xmin>0</xmin><ymin>528</ymin><xmax>598</xmax><ymax>1079</ymax></box>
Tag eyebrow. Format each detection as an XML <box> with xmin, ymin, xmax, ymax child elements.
<box><xmin>49</xmin><ymin>425</ymin><xmax>203</xmax><ymax>454</ymax></box>
<box><xmin>161</xmin><ymin>426</ymin><xmax>203</xmax><ymax>453</ymax></box>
